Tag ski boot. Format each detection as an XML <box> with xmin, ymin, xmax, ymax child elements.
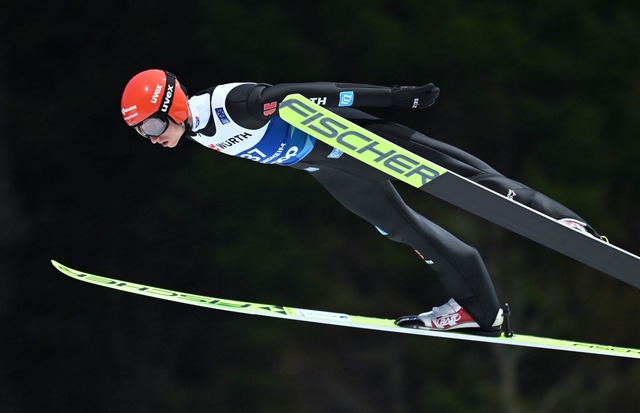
<box><xmin>395</xmin><ymin>298</ymin><xmax>504</xmax><ymax>336</ymax></box>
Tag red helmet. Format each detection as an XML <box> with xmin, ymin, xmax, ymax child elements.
<box><xmin>121</xmin><ymin>69</ymin><xmax>190</xmax><ymax>127</ymax></box>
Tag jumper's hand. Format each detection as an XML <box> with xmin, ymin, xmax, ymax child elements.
<box><xmin>391</xmin><ymin>83</ymin><xmax>440</xmax><ymax>109</ymax></box>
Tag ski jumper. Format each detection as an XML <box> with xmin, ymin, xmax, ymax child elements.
<box><xmin>185</xmin><ymin>82</ymin><xmax>595</xmax><ymax>329</ymax></box>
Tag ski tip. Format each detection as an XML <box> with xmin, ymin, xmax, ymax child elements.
<box><xmin>51</xmin><ymin>260</ymin><xmax>82</xmax><ymax>280</ymax></box>
<box><xmin>50</xmin><ymin>259</ymin><xmax>68</xmax><ymax>274</ymax></box>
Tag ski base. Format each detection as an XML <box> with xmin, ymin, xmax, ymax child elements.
<box><xmin>52</xmin><ymin>260</ymin><xmax>640</xmax><ymax>359</ymax></box>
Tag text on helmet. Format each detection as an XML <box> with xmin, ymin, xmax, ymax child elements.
<box><xmin>161</xmin><ymin>85</ymin><xmax>174</xmax><ymax>113</ymax></box>
<box><xmin>150</xmin><ymin>84</ymin><xmax>163</xmax><ymax>104</ymax></box>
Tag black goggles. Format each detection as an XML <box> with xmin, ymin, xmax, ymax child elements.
<box><xmin>134</xmin><ymin>115</ymin><xmax>170</xmax><ymax>139</ymax></box>
<box><xmin>133</xmin><ymin>72</ymin><xmax>177</xmax><ymax>139</ymax></box>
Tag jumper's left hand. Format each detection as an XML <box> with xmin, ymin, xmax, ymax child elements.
<box><xmin>391</xmin><ymin>83</ymin><xmax>440</xmax><ymax>109</ymax></box>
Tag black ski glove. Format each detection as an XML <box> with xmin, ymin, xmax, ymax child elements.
<box><xmin>391</xmin><ymin>83</ymin><xmax>440</xmax><ymax>109</ymax></box>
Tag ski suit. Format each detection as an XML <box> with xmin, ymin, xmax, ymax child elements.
<box><xmin>184</xmin><ymin>81</ymin><xmax>594</xmax><ymax>329</ymax></box>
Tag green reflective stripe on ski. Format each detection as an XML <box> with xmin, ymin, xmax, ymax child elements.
<box><xmin>279</xmin><ymin>94</ymin><xmax>448</xmax><ymax>187</ymax></box>
<box><xmin>52</xmin><ymin>260</ymin><xmax>640</xmax><ymax>359</ymax></box>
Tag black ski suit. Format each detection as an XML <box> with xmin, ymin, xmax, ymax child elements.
<box><xmin>185</xmin><ymin>81</ymin><xmax>595</xmax><ymax>329</ymax></box>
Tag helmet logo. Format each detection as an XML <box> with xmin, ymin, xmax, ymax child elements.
<box><xmin>121</xmin><ymin>105</ymin><xmax>137</xmax><ymax>115</ymax></box>
<box><xmin>121</xmin><ymin>105</ymin><xmax>138</xmax><ymax>122</ymax></box>
<box><xmin>150</xmin><ymin>84</ymin><xmax>163</xmax><ymax>104</ymax></box>
<box><xmin>161</xmin><ymin>85</ymin><xmax>174</xmax><ymax>113</ymax></box>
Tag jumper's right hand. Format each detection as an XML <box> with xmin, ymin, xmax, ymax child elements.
<box><xmin>391</xmin><ymin>83</ymin><xmax>440</xmax><ymax>109</ymax></box>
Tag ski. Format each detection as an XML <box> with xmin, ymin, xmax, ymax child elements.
<box><xmin>52</xmin><ymin>260</ymin><xmax>639</xmax><ymax>359</ymax></box>
<box><xmin>279</xmin><ymin>94</ymin><xmax>640</xmax><ymax>289</ymax></box>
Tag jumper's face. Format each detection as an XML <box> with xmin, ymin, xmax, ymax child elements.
<box><xmin>148</xmin><ymin>119</ymin><xmax>185</xmax><ymax>148</ymax></box>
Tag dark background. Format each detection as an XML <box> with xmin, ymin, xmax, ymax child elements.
<box><xmin>2</xmin><ymin>1</ymin><xmax>640</xmax><ymax>412</ymax></box>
